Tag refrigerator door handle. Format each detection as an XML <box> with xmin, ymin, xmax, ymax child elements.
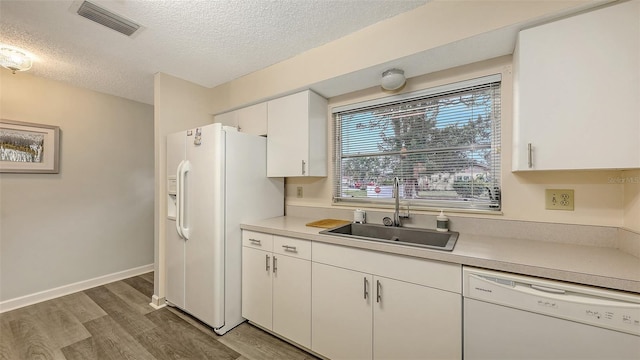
<box><xmin>175</xmin><ymin>160</ymin><xmax>184</xmax><ymax>239</ymax></box>
<box><xmin>178</xmin><ymin>160</ymin><xmax>191</xmax><ymax>239</ymax></box>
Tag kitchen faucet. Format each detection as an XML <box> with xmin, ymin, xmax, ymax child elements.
<box><xmin>383</xmin><ymin>176</ymin><xmax>409</xmax><ymax>227</ymax></box>
<box><xmin>394</xmin><ymin>177</ymin><xmax>401</xmax><ymax>226</ymax></box>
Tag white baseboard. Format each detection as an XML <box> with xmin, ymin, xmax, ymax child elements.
<box><xmin>0</xmin><ymin>263</ymin><xmax>154</xmax><ymax>313</ymax></box>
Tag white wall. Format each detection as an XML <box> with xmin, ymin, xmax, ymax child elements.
<box><xmin>204</xmin><ymin>0</ymin><xmax>638</xmax><ymax>231</ymax></box>
<box><xmin>286</xmin><ymin>57</ymin><xmax>631</xmax><ymax>228</ymax></box>
<box><xmin>201</xmin><ymin>0</ymin><xmax>638</xmax><ymax>228</ymax></box>
<box><xmin>209</xmin><ymin>0</ymin><xmax>595</xmax><ymax>113</ymax></box>
<box><xmin>0</xmin><ymin>69</ymin><xmax>154</xmax><ymax>304</ymax></box>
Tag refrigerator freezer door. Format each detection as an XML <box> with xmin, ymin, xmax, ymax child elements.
<box><xmin>165</xmin><ymin>131</ymin><xmax>186</xmax><ymax>309</ymax></box>
<box><xmin>175</xmin><ymin>160</ymin><xmax>184</xmax><ymax>239</ymax></box>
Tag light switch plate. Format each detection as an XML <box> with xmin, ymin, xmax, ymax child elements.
<box><xmin>545</xmin><ymin>189</ymin><xmax>574</xmax><ymax>211</ymax></box>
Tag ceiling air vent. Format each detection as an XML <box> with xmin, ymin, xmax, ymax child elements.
<box><xmin>77</xmin><ymin>1</ymin><xmax>140</xmax><ymax>36</ymax></box>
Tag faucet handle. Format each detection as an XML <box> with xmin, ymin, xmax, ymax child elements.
<box><xmin>399</xmin><ymin>201</ymin><xmax>410</xmax><ymax>219</ymax></box>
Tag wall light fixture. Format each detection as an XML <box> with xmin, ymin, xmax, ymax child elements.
<box><xmin>381</xmin><ymin>68</ymin><xmax>406</xmax><ymax>91</ymax></box>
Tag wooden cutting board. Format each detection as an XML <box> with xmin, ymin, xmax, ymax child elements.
<box><xmin>305</xmin><ymin>218</ymin><xmax>351</xmax><ymax>229</ymax></box>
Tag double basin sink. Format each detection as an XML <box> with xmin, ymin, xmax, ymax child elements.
<box><xmin>320</xmin><ymin>223</ymin><xmax>458</xmax><ymax>251</ymax></box>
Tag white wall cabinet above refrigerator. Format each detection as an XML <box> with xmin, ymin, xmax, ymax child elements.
<box><xmin>267</xmin><ymin>90</ymin><xmax>328</xmax><ymax>177</ymax></box>
<box><xmin>214</xmin><ymin>102</ymin><xmax>268</xmax><ymax>136</ymax></box>
<box><xmin>512</xmin><ymin>1</ymin><xmax>640</xmax><ymax>171</ymax></box>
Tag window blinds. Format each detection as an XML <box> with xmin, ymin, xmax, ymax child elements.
<box><xmin>333</xmin><ymin>76</ymin><xmax>501</xmax><ymax>211</ymax></box>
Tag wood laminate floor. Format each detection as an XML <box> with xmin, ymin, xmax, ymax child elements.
<box><xmin>0</xmin><ymin>272</ymin><xmax>319</xmax><ymax>360</ymax></box>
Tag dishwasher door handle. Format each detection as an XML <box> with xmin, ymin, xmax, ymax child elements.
<box><xmin>530</xmin><ymin>284</ymin><xmax>566</xmax><ymax>294</ymax></box>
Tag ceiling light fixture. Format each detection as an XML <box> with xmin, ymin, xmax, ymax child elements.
<box><xmin>381</xmin><ymin>68</ymin><xmax>406</xmax><ymax>91</ymax></box>
<box><xmin>0</xmin><ymin>47</ymin><xmax>33</xmax><ymax>74</ymax></box>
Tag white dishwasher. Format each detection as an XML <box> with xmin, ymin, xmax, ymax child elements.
<box><xmin>463</xmin><ymin>267</ymin><xmax>640</xmax><ymax>360</ymax></box>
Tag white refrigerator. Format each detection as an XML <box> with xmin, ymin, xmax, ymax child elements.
<box><xmin>166</xmin><ymin>123</ymin><xmax>284</xmax><ymax>335</ymax></box>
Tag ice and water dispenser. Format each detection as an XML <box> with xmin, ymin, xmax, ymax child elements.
<box><xmin>167</xmin><ymin>175</ymin><xmax>177</xmax><ymax>220</ymax></box>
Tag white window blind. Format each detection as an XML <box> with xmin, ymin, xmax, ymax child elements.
<box><xmin>333</xmin><ymin>76</ymin><xmax>501</xmax><ymax>211</ymax></box>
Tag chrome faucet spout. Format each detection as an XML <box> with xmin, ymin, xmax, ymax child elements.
<box><xmin>393</xmin><ymin>177</ymin><xmax>401</xmax><ymax>227</ymax></box>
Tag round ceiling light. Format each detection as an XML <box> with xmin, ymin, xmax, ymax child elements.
<box><xmin>381</xmin><ymin>68</ymin><xmax>406</xmax><ymax>91</ymax></box>
<box><xmin>0</xmin><ymin>47</ymin><xmax>33</xmax><ymax>74</ymax></box>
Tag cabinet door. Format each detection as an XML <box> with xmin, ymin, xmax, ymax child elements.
<box><xmin>214</xmin><ymin>111</ymin><xmax>238</xmax><ymax>128</ymax></box>
<box><xmin>272</xmin><ymin>255</ymin><xmax>311</xmax><ymax>348</ymax></box>
<box><xmin>312</xmin><ymin>262</ymin><xmax>373</xmax><ymax>360</ymax></box>
<box><xmin>267</xmin><ymin>91</ymin><xmax>310</xmax><ymax>177</ymax></box>
<box><xmin>373</xmin><ymin>276</ymin><xmax>462</xmax><ymax>360</ymax></box>
<box><xmin>241</xmin><ymin>246</ymin><xmax>272</xmax><ymax>330</ymax></box>
<box><xmin>513</xmin><ymin>1</ymin><xmax>640</xmax><ymax>170</ymax></box>
<box><xmin>237</xmin><ymin>102</ymin><xmax>268</xmax><ymax>136</ymax></box>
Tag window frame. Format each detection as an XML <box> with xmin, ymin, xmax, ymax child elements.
<box><xmin>331</xmin><ymin>74</ymin><xmax>502</xmax><ymax>213</ymax></box>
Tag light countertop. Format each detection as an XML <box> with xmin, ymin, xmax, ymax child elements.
<box><xmin>241</xmin><ymin>216</ymin><xmax>640</xmax><ymax>294</ymax></box>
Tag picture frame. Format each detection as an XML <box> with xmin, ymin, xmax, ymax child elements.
<box><xmin>0</xmin><ymin>119</ymin><xmax>60</xmax><ymax>173</ymax></box>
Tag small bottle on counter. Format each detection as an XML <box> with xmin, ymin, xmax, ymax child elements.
<box><xmin>436</xmin><ymin>210</ymin><xmax>449</xmax><ymax>232</ymax></box>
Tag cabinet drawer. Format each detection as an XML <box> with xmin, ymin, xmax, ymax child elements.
<box><xmin>273</xmin><ymin>236</ymin><xmax>311</xmax><ymax>260</ymax></box>
<box><xmin>242</xmin><ymin>231</ymin><xmax>273</xmax><ymax>251</ymax></box>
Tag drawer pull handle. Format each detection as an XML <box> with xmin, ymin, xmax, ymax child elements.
<box><xmin>376</xmin><ymin>280</ymin><xmax>382</xmax><ymax>303</ymax></box>
<box><xmin>364</xmin><ymin>277</ymin><xmax>369</xmax><ymax>299</ymax></box>
<box><xmin>273</xmin><ymin>256</ymin><xmax>278</xmax><ymax>274</ymax></box>
<box><xmin>282</xmin><ymin>245</ymin><xmax>297</xmax><ymax>252</ymax></box>
<box><xmin>266</xmin><ymin>254</ymin><xmax>270</xmax><ymax>272</ymax></box>
<box><xmin>249</xmin><ymin>238</ymin><xmax>261</xmax><ymax>245</ymax></box>
<box><xmin>527</xmin><ymin>143</ymin><xmax>533</xmax><ymax>168</ymax></box>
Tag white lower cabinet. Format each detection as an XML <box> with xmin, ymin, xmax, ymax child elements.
<box><xmin>312</xmin><ymin>242</ymin><xmax>462</xmax><ymax>360</ymax></box>
<box><xmin>312</xmin><ymin>263</ymin><xmax>373</xmax><ymax>360</ymax></box>
<box><xmin>242</xmin><ymin>231</ymin><xmax>462</xmax><ymax>359</ymax></box>
<box><xmin>242</xmin><ymin>246</ymin><xmax>273</xmax><ymax>328</ymax></box>
<box><xmin>241</xmin><ymin>231</ymin><xmax>311</xmax><ymax>348</ymax></box>
<box><xmin>272</xmin><ymin>254</ymin><xmax>311</xmax><ymax>347</ymax></box>
<box><xmin>373</xmin><ymin>276</ymin><xmax>462</xmax><ymax>360</ymax></box>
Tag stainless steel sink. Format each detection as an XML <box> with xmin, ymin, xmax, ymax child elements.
<box><xmin>319</xmin><ymin>223</ymin><xmax>458</xmax><ymax>251</ymax></box>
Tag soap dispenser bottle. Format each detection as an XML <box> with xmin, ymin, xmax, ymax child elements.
<box><xmin>436</xmin><ymin>210</ymin><xmax>449</xmax><ymax>232</ymax></box>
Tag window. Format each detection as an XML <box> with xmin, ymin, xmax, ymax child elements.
<box><xmin>333</xmin><ymin>75</ymin><xmax>501</xmax><ymax>211</ymax></box>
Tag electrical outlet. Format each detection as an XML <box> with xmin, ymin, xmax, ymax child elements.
<box><xmin>296</xmin><ymin>186</ymin><xmax>303</xmax><ymax>198</ymax></box>
<box><xmin>545</xmin><ymin>189</ymin><xmax>574</xmax><ymax>211</ymax></box>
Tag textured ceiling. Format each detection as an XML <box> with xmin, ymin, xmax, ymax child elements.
<box><xmin>0</xmin><ymin>0</ymin><xmax>428</xmax><ymax>104</ymax></box>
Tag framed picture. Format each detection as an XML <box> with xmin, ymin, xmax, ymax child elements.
<box><xmin>0</xmin><ymin>119</ymin><xmax>60</xmax><ymax>173</ymax></box>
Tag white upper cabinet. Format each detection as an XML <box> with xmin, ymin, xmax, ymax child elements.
<box><xmin>214</xmin><ymin>102</ymin><xmax>268</xmax><ymax>136</ymax></box>
<box><xmin>513</xmin><ymin>1</ymin><xmax>640</xmax><ymax>171</ymax></box>
<box><xmin>267</xmin><ymin>90</ymin><xmax>328</xmax><ymax>177</ymax></box>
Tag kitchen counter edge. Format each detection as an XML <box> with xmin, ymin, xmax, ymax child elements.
<box><xmin>241</xmin><ymin>216</ymin><xmax>640</xmax><ymax>294</ymax></box>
